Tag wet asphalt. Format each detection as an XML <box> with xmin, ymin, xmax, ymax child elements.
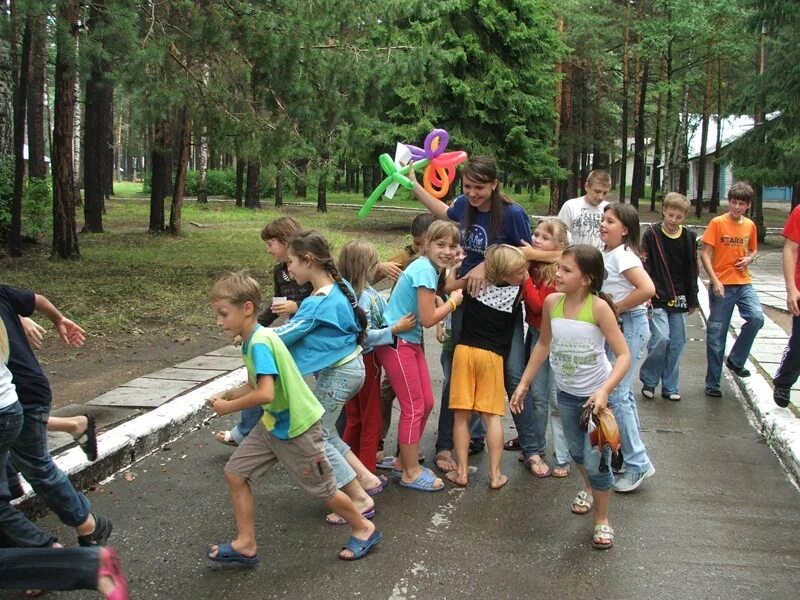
<box><xmin>3</xmin><ymin>315</ymin><xmax>800</xmax><ymax>600</ymax></box>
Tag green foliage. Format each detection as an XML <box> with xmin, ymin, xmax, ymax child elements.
<box><xmin>23</xmin><ymin>178</ymin><xmax>51</xmax><ymax>240</ymax></box>
<box><xmin>0</xmin><ymin>155</ymin><xmax>13</xmax><ymax>242</ymax></box>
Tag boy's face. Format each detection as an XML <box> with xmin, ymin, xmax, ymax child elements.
<box><xmin>585</xmin><ymin>183</ymin><xmax>611</xmax><ymax>206</ymax></box>
<box><xmin>504</xmin><ymin>266</ymin><xmax>528</xmax><ymax>286</ymax></box>
<box><xmin>662</xmin><ymin>207</ymin><xmax>687</xmax><ymax>234</ymax></box>
<box><xmin>213</xmin><ymin>299</ymin><xmax>253</xmax><ymax>340</ymax></box>
<box><xmin>411</xmin><ymin>234</ymin><xmax>425</xmax><ymax>256</ymax></box>
<box><xmin>727</xmin><ymin>198</ymin><xmax>751</xmax><ymax>221</ymax></box>
<box><xmin>265</xmin><ymin>238</ymin><xmax>288</xmax><ymax>262</ymax></box>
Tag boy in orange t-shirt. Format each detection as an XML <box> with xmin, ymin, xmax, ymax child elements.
<box><xmin>700</xmin><ymin>182</ymin><xmax>765</xmax><ymax>397</ymax></box>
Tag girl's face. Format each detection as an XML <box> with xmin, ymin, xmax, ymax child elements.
<box><xmin>451</xmin><ymin>245</ymin><xmax>465</xmax><ymax>267</ymax></box>
<box><xmin>462</xmin><ymin>174</ymin><xmax>496</xmax><ymax>213</ymax></box>
<box><xmin>266</xmin><ymin>238</ymin><xmax>289</xmax><ymax>263</ymax></box>
<box><xmin>286</xmin><ymin>250</ymin><xmax>313</xmax><ymax>285</ymax></box>
<box><xmin>532</xmin><ymin>224</ymin><xmax>559</xmax><ymax>251</ymax></box>
<box><xmin>554</xmin><ymin>254</ymin><xmax>590</xmax><ymax>294</ymax></box>
<box><xmin>426</xmin><ymin>236</ymin><xmax>459</xmax><ymax>269</ymax></box>
<box><xmin>600</xmin><ymin>211</ymin><xmax>628</xmax><ymax>249</ymax></box>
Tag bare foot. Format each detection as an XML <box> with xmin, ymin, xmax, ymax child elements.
<box><xmin>434</xmin><ymin>451</ymin><xmax>457</xmax><ymax>473</ymax></box>
<box><xmin>208</xmin><ymin>539</ymin><xmax>257</xmax><ymax>560</ymax></box>
<box><xmin>445</xmin><ymin>471</ymin><xmax>468</xmax><ymax>486</ymax></box>
<box><xmin>489</xmin><ymin>474</ymin><xmax>509</xmax><ymax>490</ymax></box>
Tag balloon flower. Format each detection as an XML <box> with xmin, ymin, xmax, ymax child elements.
<box><xmin>405</xmin><ymin>129</ymin><xmax>467</xmax><ymax>199</ymax></box>
<box><xmin>357</xmin><ymin>150</ymin><xmax>429</xmax><ymax>219</ymax></box>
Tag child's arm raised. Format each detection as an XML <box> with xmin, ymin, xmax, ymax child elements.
<box><xmin>510</xmin><ymin>294</ymin><xmax>557</xmax><ymax>413</ymax></box>
<box><xmin>588</xmin><ymin>299</ymin><xmax>631</xmax><ymax>413</ymax></box>
<box><xmin>208</xmin><ymin>375</ymin><xmax>274</xmax><ymax>416</ymax></box>
<box><xmin>519</xmin><ymin>240</ymin><xmax>561</xmax><ymax>264</ymax></box>
<box><xmin>407</xmin><ymin>164</ymin><xmax>451</xmax><ymax>221</ymax></box>
<box><xmin>33</xmin><ymin>294</ymin><xmax>85</xmax><ymax>348</ymax></box>
<box><xmin>616</xmin><ymin>266</ymin><xmax>655</xmax><ymax>314</ymax></box>
<box><xmin>417</xmin><ymin>287</ymin><xmax>462</xmax><ymax>328</ymax></box>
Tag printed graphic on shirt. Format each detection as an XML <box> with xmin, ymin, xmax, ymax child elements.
<box><xmin>463</xmin><ymin>224</ymin><xmax>489</xmax><ymax>257</ymax></box>
<box><xmin>570</xmin><ymin>209</ymin><xmax>604</xmax><ymax>249</ymax></box>
<box><xmin>719</xmin><ymin>234</ymin><xmax>750</xmax><ymax>248</ymax></box>
<box><xmin>551</xmin><ymin>338</ymin><xmax>600</xmax><ymax>376</ymax></box>
<box><xmin>476</xmin><ymin>285</ymin><xmax>520</xmax><ymax>313</ymax></box>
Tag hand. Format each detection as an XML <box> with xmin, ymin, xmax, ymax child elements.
<box><xmin>733</xmin><ymin>255</ymin><xmax>752</xmax><ymax>272</ymax></box>
<box><xmin>436</xmin><ymin>324</ymin><xmax>449</xmax><ymax>343</ymax></box>
<box><xmin>378</xmin><ymin>261</ymin><xmax>403</xmax><ymax>281</ymax></box>
<box><xmin>20</xmin><ymin>317</ymin><xmax>46</xmax><ymax>350</ymax></box>
<box><xmin>449</xmin><ymin>288</ymin><xmax>464</xmax><ymax>307</ymax></box>
<box><xmin>56</xmin><ymin>318</ymin><xmax>85</xmax><ymax>348</ymax></box>
<box><xmin>271</xmin><ymin>300</ymin><xmax>298</xmax><ymax>316</ymax></box>
<box><xmin>586</xmin><ymin>390</ymin><xmax>608</xmax><ymax>414</ymax></box>
<box><xmin>206</xmin><ymin>396</ymin><xmax>230</xmax><ymax>416</ymax></box>
<box><xmin>232</xmin><ymin>335</ymin><xmax>243</xmax><ymax>347</ymax></box>
<box><xmin>787</xmin><ymin>289</ymin><xmax>800</xmax><ymax>317</ymax></box>
<box><xmin>393</xmin><ymin>313</ymin><xmax>416</xmax><ymax>334</ymax></box>
<box><xmin>711</xmin><ymin>281</ymin><xmax>725</xmax><ymax>298</ymax></box>
<box><xmin>509</xmin><ymin>386</ymin><xmax>528</xmax><ymax>414</ymax></box>
<box><xmin>407</xmin><ymin>161</ymin><xmax>419</xmax><ymax>184</ymax></box>
<box><xmin>687</xmin><ymin>307</ymin><xmax>698</xmax><ymax>316</ymax></box>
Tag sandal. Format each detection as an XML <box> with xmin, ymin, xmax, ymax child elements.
<box><xmin>552</xmin><ymin>464</ymin><xmax>571</xmax><ymax>478</ymax></box>
<box><xmin>207</xmin><ymin>542</ymin><xmax>259</xmax><ymax>567</ymax></box>
<box><xmin>74</xmin><ymin>414</ymin><xmax>98</xmax><ymax>461</ymax></box>
<box><xmin>78</xmin><ymin>514</ymin><xmax>113</xmax><ymax>547</ymax></box>
<box><xmin>503</xmin><ymin>437</ymin><xmax>520</xmax><ymax>451</ymax></box>
<box><xmin>571</xmin><ymin>490</ymin><xmax>593</xmax><ymax>515</ymax></box>
<box><xmin>364</xmin><ymin>475</ymin><xmax>388</xmax><ymax>496</ymax></box>
<box><xmin>592</xmin><ymin>524</ymin><xmax>614</xmax><ymax>550</ymax></box>
<box><xmin>326</xmin><ymin>506</ymin><xmax>375</xmax><ymax>525</ymax></box>
<box><xmin>399</xmin><ymin>467</ymin><xmax>444</xmax><ymax>492</ymax></box>
<box><xmin>525</xmin><ymin>455</ymin><xmax>551</xmax><ymax>478</ymax></box>
<box><xmin>98</xmin><ymin>547</ymin><xmax>130</xmax><ymax>600</ymax></box>
<box><xmin>214</xmin><ymin>430</ymin><xmax>238</xmax><ymax>447</ymax></box>
<box><xmin>338</xmin><ymin>530</ymin><xmax>383</xmax><ymax>561</ymax></box>
<box><xmin>434</xmin><ymin>452</ymin><xmax>457</xmax><ymax>473</ymax></box>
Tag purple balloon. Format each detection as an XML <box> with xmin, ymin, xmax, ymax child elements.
<box><xmin>405</xmin><ymin>129</ymin><xmax>449</xmax><ymax>162</ymax></box>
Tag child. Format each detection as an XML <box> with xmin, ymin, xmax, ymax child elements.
<box><xmin>0</xmin><ymin>284</ymin><xmax>112</xmax><ymax>547</ymax></box>
<box><xmin>700</xmin><ymin>182</ymin><xmax>764</xmax><ymax>397</ymax></box>
<box><xmin>272</xmin><ymin>231</ymin><xmax>385</xmax><ymax>521</ymax></box>
<box><xmin>599</xmin><ymin>204</ymin><xmax>657</xmax><ymax>493</ymax></box>
<box><xmin>338</xmin><ymin>241</ymin><xmax>416</xmax><ymax>473</ymax></box>
<box><xmin>557</xmin><ymin>170</ymin><xmax>612</xmax><ymax>250</ymax></box>
<box><xmin>639</xmin><ymin>193</ymin><xmax>699</xmax><ymax>401</ymax></box>
<box><xmin>515</xmin><ymin>217</ymin><xmax>571</xmax><ymax>477</ymax></box>
<box><xmin>447</xmin><ymin>244</ymin><xmax>527</xmax><ymax>489</ymax></box>
<box><xmin>375</xmin><ymin>221</ymin><xmax>463</xmax><ymax>491</ymax></box>
<box><xmin>215</xmin><ymin>216</ymin><xmax>313</xmax><ymax>447</ymax></box>
<box><xmin>774</xmin><ymin>203</ymin><xmax>800</xmax><ymax>407</ymax></box>
<box><xmin>207</xmin><ymin>272</ymin><xmax>381</xmax><ymax>562</ymax></box>
<box><xmin>510</xmin><ymin>245</ymin><xmax>631</xmax><ymax>550</ymax></box>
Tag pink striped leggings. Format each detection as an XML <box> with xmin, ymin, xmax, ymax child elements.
<box><xmin>374</xmin><ymin>338</ymin><xmax>434</xmax><ymax>446</ymax></box>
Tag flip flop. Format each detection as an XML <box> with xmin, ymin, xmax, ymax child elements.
<box><xmin>338</xmin><ymin>530</ymin><xmax>383</xmax><ymax>561</ymax></box>
<box><xmin>525</xmin><ymin>456</ymin><xmax>551</xmax><ymax>478</ymax></box>
<box><xmin>74</xmin><ymin>414</ymin><xmax>98</xmax><ymax>461</ymax></box>
<box><xmin>399</xmin><ymin>467</ymin><xmax>444</xmax><ymax>492</ymax></box>
<box><xmin>389</xmin><ymin>469</ymin><xmax>402</xmax><ymax>480</ymax></box>
<box><xmin>365</xmin><ymin>475</ymin><xmax>388</xmax><ymax>497</ymax></box>
<box><xmin>376</xmin><ymin>456</ymin><xmax>396</xmax><ymax>471</ymax></box>
<box><xmin>503</xmin><ymin>437</ymin><xmax>520</xmax><ymax>451</ymax></box>
<box><xmin>98</xmin><ymin>547</ymin><xmax>129</xmax><ymax>600</ymax></box>
<box><xmin>552</xmin><ymin>464</ymin><xmax>571</xmax><ymax>478</ymax></box>
<box><xmin>207</xmin><ymin>542</ymin><xmax>259</xmax><ymax>567</ymax></box>
<box><xmin>325</xmin><ymin>506</ymin><xmax>376</xmax><ymax>525</ymax></box>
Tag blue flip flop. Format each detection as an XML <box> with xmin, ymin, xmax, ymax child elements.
<box><xmin>365</xmin><ymin>475</ymin><xmax>388</xmax><ymax>497</ymax></box>
<box><xmin>207</xmin><ymin>542</ymin><xmax>259</xmax><ymax>567</ymax></box>
<box><xmin>338</xmin><ymin>530</ymin><xmax>383</xmax><ymax>561</ymax></box>
<box><xmin>389</xmin><ymin>469</ymin><xmax>402</xmax><ymax>480</ymax></box>
<box><xmin>325</xmin><ymin>506</ymin><xmax>376</xmax><ymax>525</ymax></box>
<box><xmin>399</xmin><ymin>467</ymin><xmax>444</xmax><ymax>492</ymax></box>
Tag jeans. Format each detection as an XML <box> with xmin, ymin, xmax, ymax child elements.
<box><xmin>607</xmin><ymin>309</ymin><xmax>653</xmax><ymax>474</ymax></box>
<box><xmin>556</xmin><ymin>390</ymin><xmax>614</xmax><ymax>491</ymax></box>
<box><xmin>639</xmin><ymin>308</ymin><xmax>688</xmax><ymax>395</ymax></box>
<box><xmin>775</xmin><ymin>315</ymin><xmax>800</xmax><ymax>391</ymax></box>
<box><xmin>0</xmin><ymin>402</ymin><xmax>56</xmax><ymax>548</ymax></box>
<box><xmin>0</xmin><ymin>546</ymin><xmax>99</xmax><ymax>591</ymax></box>
<box><xmin>313</xmin><ymin>356</ymin><xmax>365</xmax><ymax>489</ymax></box>
<box><xmin>10</xmin><ymin>405</ymin><xmax>91</xmax><ymax>528</ymax></box>
<box><xmin>505</xmin><ymin>314</ymin><xmax>538</xmax><ymax>458</ymax></box>
<box><xmin>231</xmin><ymin>406</ymin><xmax>264</xmax><ymax>445</ymax></box>
<box><xmin>705</xmin><ymin>284</ymin><xmax>764</xmax><ymax>391</ymax></box>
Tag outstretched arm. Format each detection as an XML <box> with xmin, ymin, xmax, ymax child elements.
<box><xmin>33</xmin><ymin>294</ymin><xmax>85</xmax><ymax>348</ymax></box>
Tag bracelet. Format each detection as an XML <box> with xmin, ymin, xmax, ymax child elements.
<box><xmin>448</xmin><ymin>298</ymin><xmax>458</xmax><ymax>312</ymax></box>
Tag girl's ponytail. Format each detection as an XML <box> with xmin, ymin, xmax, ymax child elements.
<box><xmin>325</xmin><ymin>259</ymin><xmax>368</xmax><ymax>346</ymax></box>
<box><xmin>595</xmin><ymin>290</ymin><xmax>618</xmax><ymax>319</ymax></box>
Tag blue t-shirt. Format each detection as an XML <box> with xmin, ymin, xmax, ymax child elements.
<box><xmin>446</xmin><ymin>195</ymin><xmax>533</xmax><ymax>277</ymax></box>
<box><xmin>0</xmin><ymin>285</ymin><xmax>51</xmax><ymax>408</ymax></box>
<box><xmin>383</xmin><ymin>257</ymin><xmax>439</xmax><ymax>344</ymax></box>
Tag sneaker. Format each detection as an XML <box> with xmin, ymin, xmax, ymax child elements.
<box><xmin>612</xmin><ymin>466</ymin><xmax>656</xmax><ymax>493</ymax></box>
<box><xmin>705</xmin><ymin>388</ymin><xmax>722</xmax><ymax>398</ymax></box>
<box><xmin>725</xmin><ymin>357</ymin><xmax>751</xmax><ymax>377</ymax></box>
<box><xmin>774</xmin><ymin>387</ymin><xmax>791</xmax><ymax>408</ymax></box>
<box><xmin>662</xmin><ymin>392</ymin><xmax>681</xmax><ymax>401</ymax></box>
<box><xmin>641</xmin><ymin>385</ymin><xmax>655</xmax><ymax>399</ymax></box>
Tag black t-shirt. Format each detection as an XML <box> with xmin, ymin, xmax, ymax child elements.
<box><xmin>457</xmin><ymin>284</ymin><xmax>522</xmax><ymax>357</ymax></box>
<box><xmin>0</xmin><ymin>285</ymin><xmax>52</xmax><ymax>407</ymax></box>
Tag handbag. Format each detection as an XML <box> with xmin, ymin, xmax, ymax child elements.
<box><xmin>649</xmin><ymin>224</ymin><xmax>687</xmax><ymax>311</ymax></box>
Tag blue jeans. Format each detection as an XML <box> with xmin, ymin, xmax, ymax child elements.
<box><xmin>556</xmin><ymin>390</ymin><xmax>614</xmax><ymax>491</ymax></box>
<box><xmin>504</xmin><ymin>314</ymin><xmax>538</xmax><ymax>459</ymax></box>
<box><xmin>0</xmin><ymin>546</ymin><xmax>99</xmax><ymax>590</ymax></box>
<box><xmin>775</xmin><ymin>315</ymin><xmax>800</xmax><ymax>390</ymax></box>
<box><xmin>231</xmin><ymin>406</ymin><xmax>264</xmax><ymax>445</ymax></box>
<box><xmin>0</xmin><ymin>402</ymin><xmax>56</xmax><ymax>548</ymax></box>
<box><xmin>313</xmin><ymin>356</ymin><xmax>365</xmax><ymax>488</ymax></box>
<box><xmin>705</xmin><ymin>284</ymin><xmax>764</xmax><ymax>391</ymax></box>
<box><xmin>607</xmin><ymin>309</ymin><xmax>653</xmax><ymax>474</ymax></box>
<box><xmin>521</xmin><ymin>328</ymin><xmax>549</xmax><ymax>458</ymax></box>
<box><xmin>10</xmin><ymin>405</ymin><xmax>91</xmax><ymax>528</ymax></box>
<box><xmin>639</xmin><ymin>308</ymin><xmax>687</xmax><ymax>395</ymax></box>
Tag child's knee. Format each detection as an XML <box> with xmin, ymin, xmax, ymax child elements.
<box><xmin>224</xmin><ymin>469</ymin><xmax>248</xmax><ymax>488</ymax></box>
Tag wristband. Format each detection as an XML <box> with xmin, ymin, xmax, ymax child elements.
<box><xmin>448</xmin><ymin>298</ymin><xmax>458</xmax><ymax>312</ymax></box>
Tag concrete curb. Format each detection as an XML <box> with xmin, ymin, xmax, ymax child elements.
<box><xmin>15</xmin><ymin>367</ymin><xmax>247</xmax><ymax>518</ymax></box>
<box><xmin>697</xmin><ymin>280</ymin><xmax>800</xmax><ymax>487</ymax></box>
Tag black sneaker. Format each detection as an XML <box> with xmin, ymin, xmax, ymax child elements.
<box><xmin>705</xmin><ymin>388</ymin><xmax>722</xmax><ymax>398</ymax></box>
<box><xmin>725</xmin><ymin>358</ymin><xmax>751</xmax><ymax>377</ymax></box>
<box><xmin>78</xmin><ymin>514</ymin><xmax>113</xmax><ymax>547</ymax></box>
<box><xmin>774</xmin><ymin>387</ymin><xmax>791</xmax><ymax>408</ymax></box>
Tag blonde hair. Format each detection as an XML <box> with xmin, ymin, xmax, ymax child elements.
<box><xmin>0</xmin><ymin>320</ymin><xmax>9</xmax><ymax>365</ymax></box>
<box><xmin>586</xmin><ymin>170</ymin><xmax>612</xmax><ymax>188</ymax></box>
<box><xmin>211</xmin><ymin>270</ymin><xmax>262</xmax><ymax>309</ymax></box>
<box><xmin>534</xmin><ymin>217</ymin><xmax>569</xmax><ymax>287</ymax></box>
<box><xmin>485</xmin><ymin>244</ymin><xmax>527</xmax><ymax>285</ymax></box>
<box><xmin>338</xmin><ymin>241</ymin><xmax>379</xmax><ymax>297</ymax></box>
<box><xmin>423</xmin><ymin>220</ymin><xmax>460</xmax><ymax>252</ymax></box>
<box><xmin>260</xmin><ymin>216</ymin><xmax>303</xmax><ymax>243</ymax></box>
<box><xmin>662</xmin><ymin>192</ymin><xmax>690</xmax><ymax>214</ymax></box>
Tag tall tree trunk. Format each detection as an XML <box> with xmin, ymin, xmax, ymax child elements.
<box><xmin>631</xmin><ymin>61</ymin><xmax>649</xmax><ymax>208</ymax></box>
<box><xmin>619</xmin><ymin>2</ymin><xmax>631</xmax><ymax>203</ymax></box>
<box><xmin>275</xmin><ymin>162</ymin><xmax>283</xmax><ymax>207</ymax></box>
<box><xmin>10</xmin><ymin>15</ymin><xmax>32</xmax><ymax>256</ymax></box>
<box><xmin>710</xmin><ymin>58</ymin><xmax>723</xmax><ymax>214</ymax></box>
<box><xmin>51</xmin><ymin>0</ymin><xmax>80</xmax><ymax>259</ymax></box>
<box><xmin>235</xmin><ymin>156</ymin><xmax>244</xmax><ymax>206</ymax></box>
<box><xmin>245</xmin><ymin>160</ymin><xmax>261</xmax><ymax>208</ymax></box>
<box><xmin>26</xmin><ymin>12</ymin><xmax>46</xmax><ymax>179</ymax></box>
<box><xmin>663</xmin><ymin>30</ymin><xmax>674</xmax><ymax>192</ymax></box>
<box><xmin>650</xmin><ymin>59</ymin><xmax>665</xmax><ymax>211</ymax></box>
<box><xmin>149</xmin><ymin>118</ymin><xmax>171</xmax><ymax>232</ymax></box>
<box><xmin>104</xmin><ymin>103</ymin><xmax>113</xmax><ymax>199</ymax></box>
<box><xmin>675</xmin><ymin>83</ymin><xmax>690</xmax><ymax>196</ymax></box>
<box><xmin>751</xmin><ymin>21</ymin><xmax>768</xmax><ymax>242</ymax></box>
<box><xmin>792</xmin><ymin>183</ymin><xmax>800</xmax><ymax>211</ymax></box>
<box><xmin>0</xmin><ymin>33</ymin><xmax>12</xmax><ymax>159</ymax></box>
<box><xmin>294</xmin><ymin>158</ymin><xmax>308</xmax><ymax>198</ymax></box>
<box><xmin>169</xmin><ymin>107</ymin><xmax>190</xmax><ymax>235</ymax></box>
<box><xmin>695</xmin><ymin>60</ymin><xmax>714</xmax><ymax>217</ymax></box>
<box><xmin>197</xmin><ymin>125</ymin><xmax>208</xmax><ymax>203</ymax></box>
<box><xmin>317</xmin><ymin>170</ymin><xmax>328</xmax><ymax>213</ymax></box>
<box><xmin>362</xmin><ymin>163</ymin><xmax>371</xmax><ymax>198</ymax></box>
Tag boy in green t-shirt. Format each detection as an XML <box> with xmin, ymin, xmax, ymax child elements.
<box><xmin>206</xmin><ymin>272</ymin><xmax>382</xmax><ymax>564</ymax></box>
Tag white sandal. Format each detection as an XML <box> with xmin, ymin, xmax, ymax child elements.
<box><xmin>571</xmin><ymin>490</ymin><xmax>593</xmax><ymax>515</ymax></box>
<box><xmin>214</xmin><ymin>430</ymin><xmax>238</xmax><ymax>447</ymax></box>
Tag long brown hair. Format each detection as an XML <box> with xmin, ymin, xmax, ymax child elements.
<box><xmin>460</xmin><ymin>156</ymin><xmax>518</xmax><ymax>239</ymax></box>
<box><xmin>562</xmin><ymin>244</ymin><xmax>617</xmax><ymax>316</ymax></box>
<box><xmin>338</xmin><ymin>241</ymin><xmax>379</xmax><ymax>297</ymax></box>
<box><xmin>603</xmin><ymin>203</ymin><xmax>641</xmax><ymax>255</ymax></box>
<box><xmin>287</xmin><ymin>231</ymin><xmax>368</xmax><ymax>345</ymax></box>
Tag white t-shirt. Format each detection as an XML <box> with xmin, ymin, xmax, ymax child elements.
<box><xmin>602</xmin><ymin>244</ymin><xmax>646</xmax><ymax>312</ymax></box>
<box><xmin>558</xmin><ymin>196</ymin><xmax>609</xmax><ymax>250</ymax></box>
<box><xmin>0</xmin><ymin>361</ymin><xmax>18</xmax><ymax>410</ymax></box>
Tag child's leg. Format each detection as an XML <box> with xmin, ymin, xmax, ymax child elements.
<box><xmin>378</xmin><ymin>374</ymin><xmax>396</xmax><ymax>457</ymax></box>
<box><xmin>217</xmin><ymin>469</ymin><xmax>257</xmax><ymax>557</ymax></box>
<box><xmin>342</xmin><ymin>392</ymin><xmax>363</xmax><ymax>457</ymax></box>
<box><xmin>357</xmin><ymin>354</ymin><xmax>383</xmax><ymax>475</ymax></box>
<box><xmin>639</xmin><ymin>307</ymin><xmax>670</xmax><ymax>391</ymax></box>
<box><xmin>728</xmin><ymin>284</ymin><xmax>764</xmax><ymax>368</ymax></box>
<box><xmin>705</xmin><ymin>285</ymin><xmax>736</xmax><ymax>391</ymax></box>
<box><xmin>480</xmin><ymin>413</ymin><xmax>507</xmax><ymax>489</ymax></box>
<box><xmin>661</xmin><ymin>311</ymin><xmax>688</xmax><ymax>395</ymax></box>
<box><xmin>449</xmin><ymin>410</ymin><xmax>471</xmax><ymax>485</ymax></box>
